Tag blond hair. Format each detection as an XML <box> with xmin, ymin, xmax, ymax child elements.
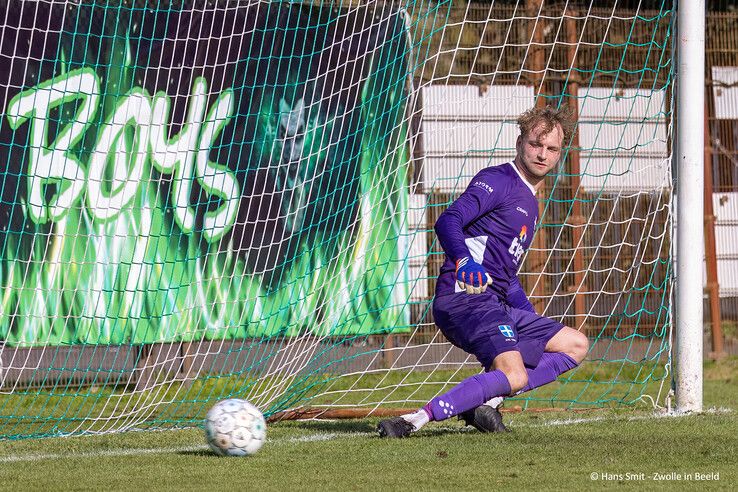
<box><xmin>517</xmin><ymin>105</ymin><xmax>576</xmax><ymax>145</ymax></box>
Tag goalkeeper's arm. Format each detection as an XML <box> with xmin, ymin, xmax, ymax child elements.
<box><xmin>506</xmin><ymin>276</ymin><xmax>536</xmax><ymax>313</ymax></box>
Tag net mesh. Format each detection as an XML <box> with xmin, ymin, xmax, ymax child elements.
<box><xmin>0</xmin><ymin>0</ymin><xmax>673</xmax><ymax>439</ymax></box>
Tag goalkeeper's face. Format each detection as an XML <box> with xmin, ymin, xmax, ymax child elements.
<box><xmin>515</xmin><ymin>122</ymin><xmax>564</xmax><ymax>186</ymax></box>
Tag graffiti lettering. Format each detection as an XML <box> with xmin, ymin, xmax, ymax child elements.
<box><xmin>5</xmin><ymin>68</ymin><xmax>240</xmax><ymax>242</ymax></box>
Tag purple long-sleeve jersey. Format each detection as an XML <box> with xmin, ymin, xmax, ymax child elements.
<box><xmin>434</xmin><ymin>162</ymin><xmax>538</xmax><ymax>312</ymax></box>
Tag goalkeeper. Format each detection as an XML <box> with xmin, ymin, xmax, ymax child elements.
<box><xmin>378</xmin><ymin>106</ymin><xmax>589</xmax><ymax>438</ymax></box>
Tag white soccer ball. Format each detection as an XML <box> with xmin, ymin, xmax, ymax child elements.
<box><xmin>204</xmin><ymin>399</ymin><xmax>267</xmax><ymax>456</ymax></box>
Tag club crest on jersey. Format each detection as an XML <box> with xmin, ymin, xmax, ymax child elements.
<box><xmin>498</xmin><ymin>325</ymin><xmax>515</xmax><ymax>339</ymax></box>
<box><xmin>519</xmin><ymin>225</ymin><xmax>528</xmax><ymax>243</ymax></box>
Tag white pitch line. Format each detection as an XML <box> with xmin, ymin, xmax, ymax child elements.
<box><xmin>0</xmin><ymin>432</ymin><xmax>373</xmax><ymax>463</ymax></box>
<box><xmin>523</xmin><ymin>416</ymin><xmax>608</xmax><ymax>427</ymax></box>
<box><xmin>509</xmin><ymin>406</ymin><xmax>733</xmax><ymax>428</ymax></box>
<box><xmin>1</xmin><ymin>408</ymin><xmax>732</xmax><ymax>463</ymax></box>
<box><xmin>0</xmin><ymin>445</ymin><xmax>208</xmax><ymax>463</ymax></box>
<box><xmin>282</xmin><ymin>431</ymin><xmax>372</xmax><ymax>443</ymax></box>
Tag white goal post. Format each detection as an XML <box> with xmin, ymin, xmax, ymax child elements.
<box><xmin>674</xmin><ymin>0</ymin><xmax>705</xmax><ymax>413</ymax></box>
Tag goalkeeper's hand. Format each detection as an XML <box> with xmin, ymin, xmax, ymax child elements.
<box><xmin>455</xmin><ymin>257</ymin><xmax>493</xmax><ymax>294</ymax></box>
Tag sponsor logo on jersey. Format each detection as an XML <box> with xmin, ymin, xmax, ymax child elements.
<box><xmin>473</xmin><ymin>181</ymin><xmax>494</xmax><ymax>194</ymax></box>
<box><xmin>508</xmin><ymin>225</ymin><xmax>528</xmax><ymax>264</ymax></box>
<box><xmin>516</xmin><ymin>206</ymin><xmax>529</xmax><ymax>216</ymax></box>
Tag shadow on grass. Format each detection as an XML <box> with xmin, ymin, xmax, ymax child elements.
<box><xmin>177</xmin><ymin>449</ymin><xmax>218</xmax><ymax>457</ymax></box>
<box><xmin>284</xmin><ymin>419</ymin><xmax>377</xmax><ymax>433</ymax></box>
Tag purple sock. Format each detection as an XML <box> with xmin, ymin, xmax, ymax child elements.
<box><xmin>424</xmin><ymin>370</ymin><xmax>511</xmax><ymax>421</ymax></box>
<box><xmin>519</xmin><ymin>352</ymin><xmax>579</xmax><ymax>394</ymax></box>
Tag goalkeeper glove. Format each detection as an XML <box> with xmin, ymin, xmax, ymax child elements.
<box><xmin>455</xmin><ymin>257</ymin><xmax>493</xmax><ymax>294</ymax></box>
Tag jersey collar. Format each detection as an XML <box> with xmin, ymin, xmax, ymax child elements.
<box><xmin>507</xmin><ymin>162</ymin><xmax>537</xmax><ymax>195</ymax></box>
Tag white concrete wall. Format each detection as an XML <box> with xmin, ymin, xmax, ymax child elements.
<box><xmin>713</xmin><ymin>192</ymin><xmax>738</xmax><ymax>297</ymax></box>
<box><xmin>577</xmin><ymin>87</ymin><xmax>670</xmax><ymax>192</ymax></box>
<box><xmin>418</xmin><ymin>85</ymin><xmax>534</xmax><ymax>192</ymax></box>
<box><xmin>415</xmin><ymin>84</ymin><xmax>737</xmax><ymax>299</ymax></box>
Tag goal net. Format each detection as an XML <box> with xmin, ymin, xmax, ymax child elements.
<box><xmin>0</xmin><ymin>0</ymin><xmax>673</xmax><ymax>438</ymax></box>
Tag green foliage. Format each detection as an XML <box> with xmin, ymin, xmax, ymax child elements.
<box><xmin>720</xmin><ymin>321</ymin><xmax>738</xmax><ymax>341</ymax></box>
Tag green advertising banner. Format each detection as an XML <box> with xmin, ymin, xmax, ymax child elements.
<box><xmin>0</xmin><ymin>2</ymin><xmax>411</xmax><ymax>346</ymax></box>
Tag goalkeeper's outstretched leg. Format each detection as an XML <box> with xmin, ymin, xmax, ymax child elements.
<box><xmin>377</xmin><ymin>326</ymin><xmax>589</xmax><ymax>438</ymax></box>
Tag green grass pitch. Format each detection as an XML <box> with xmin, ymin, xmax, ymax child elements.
<box><xmin>0</xmin><ymin>359</ymin><xmax>736</xmax><ymax>491</ymax></box>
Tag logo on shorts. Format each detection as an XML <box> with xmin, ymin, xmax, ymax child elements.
<box><xmin>498</xmin><ymin>325</ymin><xmax>515</xmax><ymax>339</ymax></box>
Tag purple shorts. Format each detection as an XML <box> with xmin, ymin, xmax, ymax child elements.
<box><xmin>432</xmin><ymin>293</ymin><xmax>564</xmax><ymax>370</ymax></box>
